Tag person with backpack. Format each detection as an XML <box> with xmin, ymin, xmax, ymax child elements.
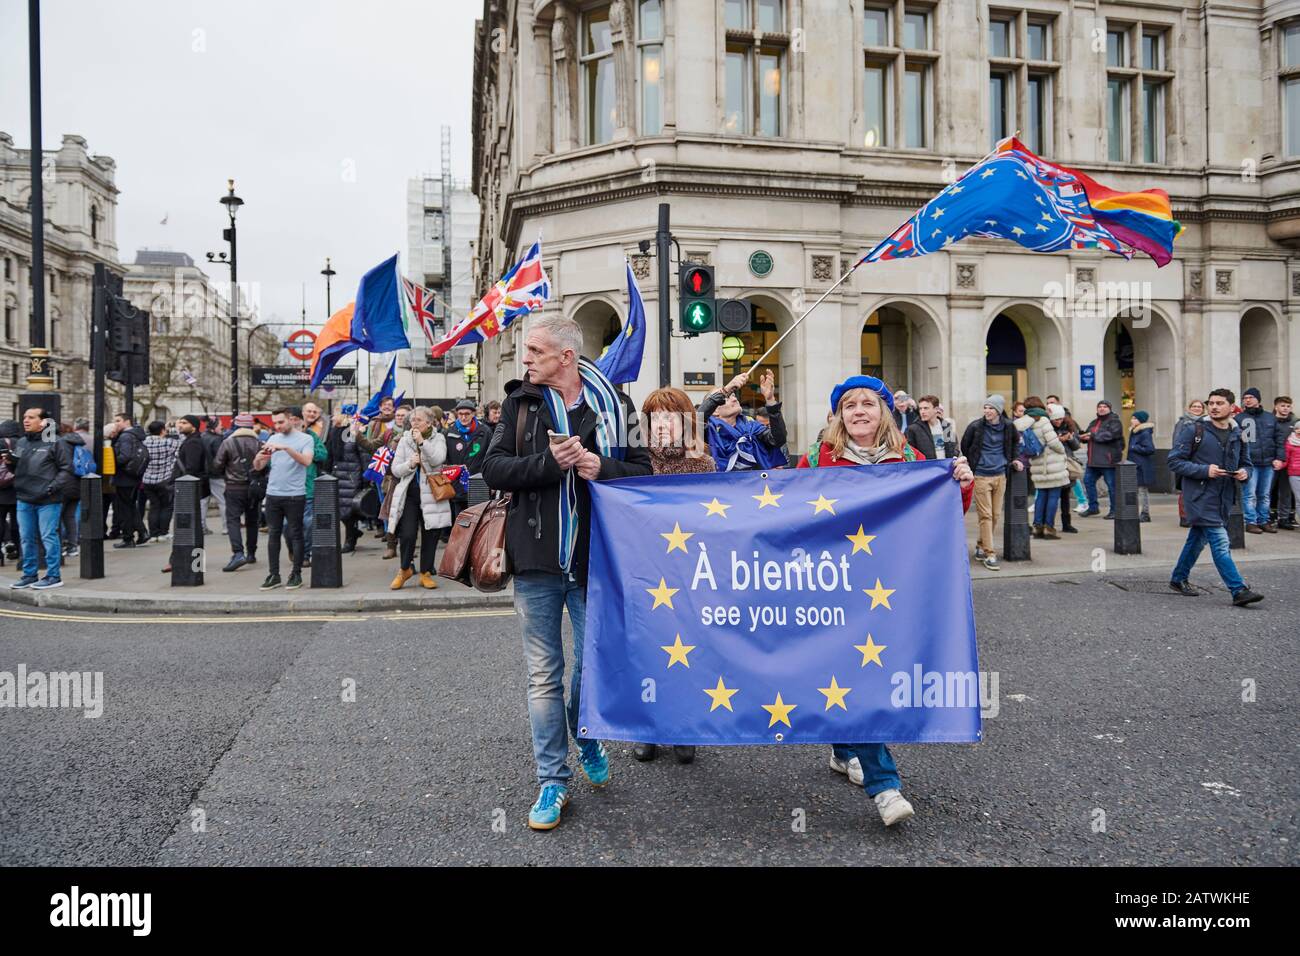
<box><xmin>58</xmin><ymin>424</ymin><xmax>89</xmax><ymax>559</ymax></box>
<box><xmin>1014</xmin><ymin>397</ymin><xmax>1069</xmax><ymax>539</ymax></box>
<box><xmin>1168</xmin><ymin>388</ymin><xmax>1263</xmax><ymax>607</ymax></box>
<box><xmin>110</xmin><ymin>412</ymin><xmax>149</xmax><ymax>549</ymax></box>
<box><xmin>212</xmin><ymin>413</ymin><xmax>264</xmax><ymax>572</ymax></box>
<box><xmin>141</xmin><ymin>420</ymin><xmax>180</xmax><ymax>542</ymax></box>
<box><xmin>700</xmin><ymin>368</ymin><xmax>788</xmax><ymax>473</ymax></box>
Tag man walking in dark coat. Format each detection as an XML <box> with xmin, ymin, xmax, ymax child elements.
<box><xmin>1167</xmin><ymin>388</ymin><xmax>1263</xmax><ymax>607</ymax></box>
<box><xmin>110</xmin><ymin>412</ymin><xmax>149</xmax><ymax>547</ymax></box>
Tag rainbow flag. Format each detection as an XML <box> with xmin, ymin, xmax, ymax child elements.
<box><xmin>1060</xmin><ymin>164</ymin><xmax>1182</xmax><ymax>267</ymax></box>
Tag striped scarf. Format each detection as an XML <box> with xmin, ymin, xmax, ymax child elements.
<box><xmin>541</xmin><ymin>358</ymin><xmax>626</xmax><ymax>572</ymax></box>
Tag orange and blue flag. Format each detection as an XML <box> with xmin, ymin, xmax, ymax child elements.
<box><xmin>307</xmin><ymin>302</ymin><xmax>357</xmax><ymax>391</ymax></box>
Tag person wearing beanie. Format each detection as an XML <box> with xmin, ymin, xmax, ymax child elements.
<box><xmin>959</xmin><ymin>394</ymin><xmax>1023</xmax><ymax>570</ymax></box>
<box><xmin>797</xmin><ymin>374</ymin><xmax>974</xmax><ymax>827</ymax></box>
<box><xmin>1234</xmin><ymin>387</ymin><xmax>1281</xmax><ymax>532</ymax></box>
<box><xmin>160</xmin><ymin>414</ymin><xmax>213</xmax><ymax>573</ymax></box>
<box><xmin>1047</xmin><ymin>404</ymin><xmax>1083</xmax><ymax>534</ymax></box>
<box><xmin>444</xmin><ymin>397</ymin><xmax>494</xmax><ymax>536</ymax></box>
<box><xmin>1079</xmin><ymin>399</ymin><xmax>1124</xmax><ymax>517</ymax></box>
<box><xmin>1271</xmin><ymin>396</ymin><xmax>1296</xmax><ymax>529</ymax></box>
<box><xmin>212</xmin><ymin>413</ymin><xmax>265</xmax><ymax>571</ymax></box>
<box><xmin>140</xmin><ymin>419</ymin><xmax>181</xmax><ymax>542</ymax></box>
<box><xmin>1126</xmin><ymin>410</ymin><xmax>1156</xmax><ymax>521</ymax></box>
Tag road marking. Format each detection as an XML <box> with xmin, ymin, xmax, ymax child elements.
<box><xmin>0</xmin><ymin>605</ymin><xmax>516</xmax><ymax>626</ymax></box>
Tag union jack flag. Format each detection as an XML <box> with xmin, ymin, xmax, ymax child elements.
<box><xmin>429</xmin><ymin>237</ymin><xmax>551</xmax><ymax>358</ymax></box>
<box><xmin>363</xmin><ymin>445</ymin><xmax>393</xmax><ymax>483</ymax></box>
<box><xmin>401</xmin><ymin>277</ymin><xmax>440</xmax><ymax>346</ymax></box>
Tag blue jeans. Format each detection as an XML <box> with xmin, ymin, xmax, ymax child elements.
<box><xmin>1241</xmin><ymin>464</ymin><xmax>1274</xmax><ymax>525</ymax></box>
<box><xmin>1171</xmin><ymin>525</ymin><xmax>1245</xmax><ymax>594</ymax></box>
<box><xmin>17</xmin><ymin>501</ymin><xmax>62</xmax><ymax>580</ymax></box>
<box><xmin>832</xmin><ymin>744</ymin><xmax>900</xmax><ymax>797</ymax></box>
<box><xmin>515</xmin><ymin>571</ymin><xmax>590</xmax><ymax>787</ymax></box>
<box><xmin>1084</xmin><ymin>466</ymin><xmax>1116</xmax><ymax>513</ymax></box>
<box><xmin>1070</xmin><ymin>479</ymin><xmax>1086</xmax><ymax>506</ymax></box>
<box><xmin>1033</xmin><ymin>486</ymin><xmax>1061</xmax><ymax>526</ymax></box>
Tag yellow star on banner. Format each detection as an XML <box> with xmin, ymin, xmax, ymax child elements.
<box><xmin>752</xmin><ymin>484</ymin><xmax>783</xmax><ymax>508</ymax></box>
<box><xmin>762</xmin><ymin>692</ymin><xmax>797</xmax><ymax>728</ymax></box>
<box><xmin>660</xmin><ymin>634</ymin><xmax>695</xmax><ymax>668</ymax></box>
<box><xmin>704</xmin><ymin>677</ymin><xmax>739</xmax><ymax>712</ymax></box>
<box><xmin>853</xmin><ymin>634</ymin><xmax>887</xmax><ymax>667</ymax></box>
<box><xmin>806</xmin><ymin>494</ymin><xmax>838</xmax><ymax>515</ymax></box>
<box><xmin>818</xmin><ymin>676</ymin><xmax>852</xmax><ymax>711</ymax></box>
<box><xmin>846</xmin><ymin>524</ymin><xmax>876</xmax><ymax>555</ymax></box>
<box><xmin>701</xmin><ymin>498</ymin><xmax>731</xmax><ymax>518</ymax></box>
<box><xmin>660</xmin><ymin>522</ymin><xmax>694</xmax><ymax>554</ymax></box>
<box><xmin>863</xmin><ymin>578</ymin><xmax>895</xmax><ymax>610</ymax></box>
<box><xmin>647</xmin><ymin>578</ymin><xmax>679</xmax><ymax>611</ymax></box>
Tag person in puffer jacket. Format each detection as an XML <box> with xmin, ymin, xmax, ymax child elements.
<box><xmin>1126</xmin><ymin>410</ymin><xmax>1156</xmax><ymax>521</ymax></box>
<box><xmin>1014</xmin><ymin>396</ymin><xmax>1068</xmax><ymax>538</ymax></box>
<box><xmin>385</xmin><ymin>406</ymin><xmax>450</xmax><ymax>590</ymax></box>
<box><xmin>326</xmin><ymin>411</ymin><xmax>365</xmax><ymax>553</ymax></box>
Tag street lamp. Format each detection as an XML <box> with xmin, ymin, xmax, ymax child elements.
<box><xmin>321</xmin><ymin>257</ymin><xmax>336</xmax><ymax>316</ymax></box>
<box><xmin>207</xmin><ymin>179</ymin><xmax>243</xmax><ymax>414</ymax></box>
<box><xmin>463</xmin><ymin>360</ymin><xmax>479</xmax><ymax>392</ymax></box>
<box><xmin>722</xmin><ymin>335</ymin><xmax>745</xmax><ymax>381</ymax></box>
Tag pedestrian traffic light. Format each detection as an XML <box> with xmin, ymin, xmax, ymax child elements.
<box><xmin>106</xmin><ymin>298</ymin><xmax>150</xmax><ymax>385</ymax></box>
<box><xmin>679</xmin><ymin>263</ymin><xmax>715</xmax><ymax>336</ymax></box>
<box><xmin>716</xmin><ymin>298</ymin><xmax>753</xmax><ymax>334</ymax></box>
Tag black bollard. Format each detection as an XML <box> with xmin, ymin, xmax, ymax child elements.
<box><xmin>1227</xmin><ymin>484</ymin><xmax>1246</xmax><ymax>550</ymax></box>
<box><xmin>311</xmin><ymin>474</ymin><xmax>342</xmax><ymax>588</ymax></box>
<box><xmin>170</xmin><ymin>475</ymin><xmax>204</xmax><ymax>586</ymax></box>
<box><xmin>1002</xmin><ymin>466</ymin><xmax>1032</xmax><ymax>561</ymax></box>
<box><xmin>79</xmin><ymin>474</ymin><xmax>105</xmax><ymax>579</ymax></box>
<box><xmin>1113</xmin><ymin>461</ymin><xmax>1142</xmax><ymax>554</ymax></box>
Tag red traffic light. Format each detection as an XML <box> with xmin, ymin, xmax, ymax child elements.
<box><xmin>683</xmin><ymin>265</ymin><xmax>713</xmax><ymax>296</ymax></box>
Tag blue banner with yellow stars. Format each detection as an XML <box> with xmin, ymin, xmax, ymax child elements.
<box><xmin>579</xmin><ymin>461</ymin><xmax>981</xmax><ymax>745</ymax></box>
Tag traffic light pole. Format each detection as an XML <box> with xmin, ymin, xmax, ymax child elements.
<box><xmin>656</xmin><ymin>203</ymin><xmax>671</xmax><ymax>388</ymax></box>
<box><xmin>91</xmin><ymin>264</ymin><xmax>107</xmax><ymax>474</ymax></box>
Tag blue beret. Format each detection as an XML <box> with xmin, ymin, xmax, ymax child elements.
<box><xmin>830</xmin><ymin>375</ymin><xmax>895</xmax><ymax>413</ymax></box>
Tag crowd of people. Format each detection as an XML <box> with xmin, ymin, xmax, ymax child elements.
<box><xmin>1</xmin><ymin>315</ymin><xmax>1292</xmax><ymax>831</ymax></box>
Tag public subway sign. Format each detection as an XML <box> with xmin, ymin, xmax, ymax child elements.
<box><xmin>251</xmin><ymin>366</ymin><xmax>355</xmax><ymax>389</ymax></box>
<box><xmin>1080</xmin><ymin>365</ymin><xmax>1097</xmax><ymax>391</ymax></box>
<box><xmin>580</xmin><ymin>463</ymin><xmax>981</xmax><ymax>745</ymax></box>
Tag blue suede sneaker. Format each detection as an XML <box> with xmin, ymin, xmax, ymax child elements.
<box><xmin>9</xmin><ymin>575</ymin><xmax>38</xmax><ymax>590</ymax></box>
<box><xmin>31</xmin><ymin>576</ymin><xmax>63</xmax><ymax>590</ymax></box>
<box><xmin>528</xmin><ymin>784</ymin><xmax>569</xmax><ymax>831</ymax></box>
<box><xmin>578</xmin><ymin>740</ymin><xmax>611</xmax><ymax>787</ymax></box>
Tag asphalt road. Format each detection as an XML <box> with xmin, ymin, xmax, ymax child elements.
<box><xmin>0</xmin><ymin>560</ymin><xmax>1295</xmax><ymax>866</ymax></box>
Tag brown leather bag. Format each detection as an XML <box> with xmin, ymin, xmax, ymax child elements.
<box><xmin>437</xmin><ymin>406</ymin><xmax>525</xmax><ymax>591</ymax></box>
<box><xmin>424</xmin><ymin>469</ymin><xmax>457</xmax><ymax>502</ymax></box>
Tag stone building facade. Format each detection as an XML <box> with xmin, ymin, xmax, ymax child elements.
<box><xmin>0</xmin><ymin>132</ymin><xmax>120</xmax><ymax>421</ymax></box>
<box><xmin>471</xmin><ymin>0</ymin><xmax>1300</xmax><ymax>460</ymax></box>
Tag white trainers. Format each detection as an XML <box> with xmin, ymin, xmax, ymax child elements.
<box><xmin>828</xmin><ymin>751</ymin><xmax>864</xmax><ymax>786</ymax></box>
<box><xmin>1075</xmin><ymin>504</ymin><xmax>1089</xmax><ymax>515</ymax></box>
<box><xmin>873</xmin><ymin>788</ymin><xmax>915</xmax><ymax>826</ymax></box>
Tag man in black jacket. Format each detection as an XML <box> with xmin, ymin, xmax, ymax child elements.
<box><xmin>110</xmin><ymin>412</ymin><xmax>149</xmax><ymax>547</ymax></box>
<box><xmin>959</xmin><ymin>395</ymin><xmax>1023</xmax><ymax>570</ymax></box>
<box><xmin>7</xmin><ymin>407</ymin><xmax>74</xmax><ymax>589</ymax></box>
<box><xmin>201</xmin><ymin>416</ymin><xmax>226</xmax><ymax>534</ymax></box>
<box><xmin>482</xmin><ymin>316</ymin><xmax>651</xmax><ymax>831</ymax></box>
<box><xmin>445</xmin><ymin>398</ymin><xmax>493</xmax><ymax>529</ymax></box>
<box><xmin>1270</xmin><ymin>395</ymin><xmax>1295</xmax><ymax>529</ymax></box>
<box><xmin>1079</xmin><ymin>399</ymin><xmax>1124</xmax><ymax>517</ymax></box>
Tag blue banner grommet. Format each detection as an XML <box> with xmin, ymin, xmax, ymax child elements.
<box><xmin>760</xmin><ymin>472</ymin><xmax>769</xmax><ymax>480</ymax></box>
<box><xmin>774</xmin><ymin>733</ymin><xmax>784</xmax><ymax>742</ymax></box>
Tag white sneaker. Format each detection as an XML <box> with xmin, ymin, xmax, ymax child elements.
<box><xmin>828</xmin><ymin>751</ymin><xmax>864</xmax><ymax>786</ymax></box>
<box><xmin>1075</xmin><ymin>504</ymin><xmax>1089</xmax><ymax>514</ymax></box>
<box><xmin>873</xmin><ymin>788</ymin><xmax>914</xmax><ymax>827</ymax></box>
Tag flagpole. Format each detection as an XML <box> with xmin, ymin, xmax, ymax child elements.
<box><xmin>744</xmin><ymin>139</ymin><xmax>1016</xmax><ymax>377</ymax></box>
<box><xmin>746</xmin><ymin>265</ymin><xmax>859</xmax><ymax>373</ymax></box>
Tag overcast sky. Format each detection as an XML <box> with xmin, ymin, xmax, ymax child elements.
<box><xmin>0</xmin><ymin>0</ymin><xmax>481</xmax><ymax>333</ymax></box>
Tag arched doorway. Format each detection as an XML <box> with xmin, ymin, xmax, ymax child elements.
<box><xmin>571</xmin><ymin>297</ymin><xmax>623</xmax><ymax>363</ymax></box>
<box><xmin>984</xmin><ymin>304</ymin><xmax>1064</xmax><ymax>405</ymax></box>
<box><xmin>859</xmin><ymin>303</ymin><xmax>943</xmax><ymax>399</ymax></box>
<box><xmin>1240</xmin><ymin>308</ymin><xmax>1281</xmax><ymax>403</ymax></box>
<box><xmin>732</xmin><ymin>301</ymin><xmax>786</xmax><ymax>414</ymax></box>
<box><xmin>1101</xmin><ymin>310</ymin><xmax>1177</xmax><ymax>436</ymax></box>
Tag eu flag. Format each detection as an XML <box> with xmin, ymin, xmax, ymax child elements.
<box><xmin>580</xmin><ymin>462</ymin><xmax>981</xmax><ymax>745</ymax></box>
<box><xmin>595</xmin><ymin>260</ymin><xmax>647</xmax><ymax>386</ymax></box>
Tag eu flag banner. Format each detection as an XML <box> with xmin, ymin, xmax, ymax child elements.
<box><xmin>580</xmin><ymin>462</ymin><xmax>981</xmax><ymax>745</ymax></box>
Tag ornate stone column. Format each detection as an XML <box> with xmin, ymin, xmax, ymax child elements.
<box><xmin>551</xmin><ymin>3</ymin><xmax>577</xmax><ymax>152</ymax></box>
<box><xmin>610</xmin><ymin>0</ymin><xmax>635</xmax><ymax>140</ymax></box>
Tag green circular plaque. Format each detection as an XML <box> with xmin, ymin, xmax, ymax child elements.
<box><xmin>748</xmin><ymin>250</ymin><xmax>774</xmax><ymax>277</ymax></box>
